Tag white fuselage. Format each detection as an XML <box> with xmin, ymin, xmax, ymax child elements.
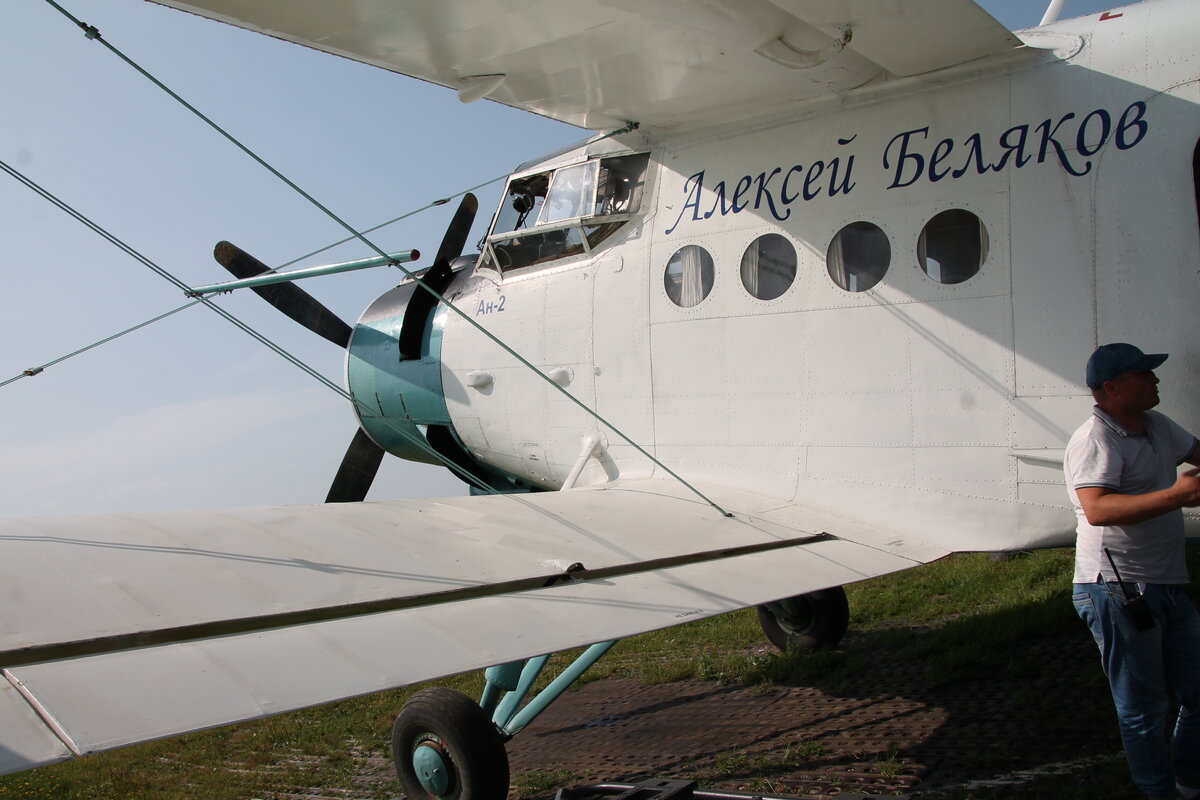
<box><xmin>438</xmin><ymin>0</ymin><xmax>1199</xmax><ymax>553</ymax></box>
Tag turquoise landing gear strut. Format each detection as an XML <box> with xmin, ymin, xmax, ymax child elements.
<box><xmin>480</xmin><ymin>641</ymin><xmax>617</xmax><ymax>737</ymax></box>
<box><xmin>391</xmin><ymin>643</ymin><xmax>618</xmax><ymax>800</ymax></box>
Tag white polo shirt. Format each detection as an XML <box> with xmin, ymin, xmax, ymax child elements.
<box><xmin>1065</xmin><ymin>407</ymin><xmax>1198</xmax><ymax>584</ymax></box>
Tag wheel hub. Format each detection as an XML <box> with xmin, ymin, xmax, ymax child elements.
<box><xmin>412</xmin><ymin>738</ymin><xmax>454</xmax><ymax>797</ymax></box>
<box><xmin>772</xmin><ymin>598</ymin><xmax>814</xmax><ymax>634</ymax></box>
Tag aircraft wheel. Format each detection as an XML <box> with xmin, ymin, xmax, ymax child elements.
<box><xmin>392</xmin><ymin>687</ymin><xmax>509</xmax><ymax>800</ymax></box>
<box><xmin>757</xmin><ymin>586</ymin><xmax>849</xmax><ymax>651</ymax></box>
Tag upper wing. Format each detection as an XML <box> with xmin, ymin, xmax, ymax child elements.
<box><xmin>147</xmin><ymin>0</ymin><xmax>1022</xmax><ymax>131</ymax></box>
<box><xmin>0</xmin><ymin>481</ymin><xmax>942</xmax><ymax>775</ymax></box>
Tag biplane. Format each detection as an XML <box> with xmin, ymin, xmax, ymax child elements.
<box><xmin>2</xmin><ymin>0</ymin><xmax>1198</xmax><ymax>798</ymax></box>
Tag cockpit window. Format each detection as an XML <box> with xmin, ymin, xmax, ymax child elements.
<box><xmin>482</xmin><ymin>152</ymin><xmax>650</xmax><ymax>275</ymax></box>
<box><xmin>596</xmin><ymin>153</ymin><xmax>649</xmax><ymax>215</ymax></box>
<box><xmin>491</xmin><ymin>173</ymin><xmax>548</xmax><ymax>235</ymax></box>
<box><xmin>538</xmin><ymin>162</ymin><xmax>598</xmax><ymax>224</ymax></box>
<box><xmin>492</xmin><ymin>227</ymin><xmax>587</xmax><ymax>272</ymax></box>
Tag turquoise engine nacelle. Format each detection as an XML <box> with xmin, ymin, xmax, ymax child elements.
<box><xmin>346</xmin><ymin>278</ymin><xmax>452</xmax><ymax>466</ymax></box>
<box><xmin>345</xmin><ymin>258</ymin><xmax>527</xmax><ymax>492</ymax></box>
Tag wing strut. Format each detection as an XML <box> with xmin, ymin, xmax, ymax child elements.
<box><xmin>1040</xmin><ymin>0</ymin><xmax>1067</xmax><ymax>25</ymax></box>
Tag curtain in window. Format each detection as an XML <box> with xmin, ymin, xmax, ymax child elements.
<box><xmin>741</xmin><ymin>242</ymin><xmax>760</xmax><ymax>297</ymax></box>
<box><xmin>828</xmin><ymin>231</ymin><xmax>849</xmax><ymax>290</ymax></box>
<box><xmin>916</xmin><ymin>227</ymin><xmax>934</xmax><ymax>282</ymax></box>
<box><xmin>680</xmin><ymin>245</ymin><xmax>704</xmax><ymax>307</ymax></box>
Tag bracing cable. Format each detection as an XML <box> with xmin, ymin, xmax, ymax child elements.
<box><xmin>0</xmin><ymin>298</ymin><xmax>197</xmax><ymax>390</ymax></box>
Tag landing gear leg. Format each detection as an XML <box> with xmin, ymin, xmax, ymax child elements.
<box><xmin>392</xmin><ymin>641</ymin><xmax>617</xmax><ymax>799</ymax></box>
<box><xmin>757</xmin><ymin>586</ymin><xmax>849</xmax><ymax>651</ymax></box>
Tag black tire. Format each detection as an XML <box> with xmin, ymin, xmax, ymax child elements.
<box><xmin>392</xmin><ymin>687</ymin><xmax>509</xmax><ymax>800</ymax></box>
<box><xmin>756</xmin><ymin>586</ymin><xmax>850</xmax><ymax>651</ymax></box>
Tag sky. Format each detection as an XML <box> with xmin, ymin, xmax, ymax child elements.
<box><xmin>0</xmin><ymin>0</ymin><xmax>1125</xmax><ymax>517</ymax></box>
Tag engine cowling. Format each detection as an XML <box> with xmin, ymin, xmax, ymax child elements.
<box><xmin>345</xmin><ymin>257</ymin><xmax>522</xmax><ymax>491</ymax></box>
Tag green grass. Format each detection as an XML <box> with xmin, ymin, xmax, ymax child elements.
<box><xmin>582</xmin><ymin>548</ymin><xmax>1084</xmax><ymax>692</ymax></box>
<box><xmin>4</xmin><ymin>546</ymin><xmax>1192</xmax><ymax>799</ymax></box>
<box><xmin>512</xmin><ymin>768</ymin><xmax>580</xmax><ymax>795</ymax></box>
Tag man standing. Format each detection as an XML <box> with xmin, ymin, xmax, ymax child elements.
<box><xmin>1066</xmin><ymin>342</ymin><xmax>1200</xmax><ymax>799</ymax></box>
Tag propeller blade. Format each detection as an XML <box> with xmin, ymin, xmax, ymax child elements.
<box><xmin>398</xmin><ymin>194</ymin><xmax>478</xmax><ymax>359</ymax></box>
<box><xmin>431</xmin><ymin>193</ymin><xmax>479</xmax><ymax>268</ymax></box>
<box><xmin>213</xmin><ymin>241</ymin><xmax>354</xmax><ymax>348</ymax></box>
<box><xmin>326</xmin><ymin>428</ymin><xmax>386</xmax><ymax>503</ymax></box>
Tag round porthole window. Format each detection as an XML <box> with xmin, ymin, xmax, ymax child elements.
<box><xmin>826</xmin><ymin>221</ymin><xmax>890</xmax><ymax>292</ymax></box>
<box><xmin>740</xmin><ymin>234</ymin><xmax>796</xmax><ymax>301</ymax></box>
<box><xmin>664</xmin><ymin>245</ymin><xmax>715</xmax><ymax>307</ymax></box>
<box><xmin>918</xmin><ymin>209</ymin><xmax>988</xmax><ymax>284</ymax></box>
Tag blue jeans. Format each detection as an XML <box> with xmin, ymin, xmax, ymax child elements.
<box><xmin>1074</xmin><ymin>581</ymin><xmax>1200</xmax><ymax>797</ymax></box>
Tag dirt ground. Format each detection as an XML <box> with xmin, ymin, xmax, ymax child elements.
<box><xmin>326</xmin><ymin>625</ymin><xmax>1132</xmax><ymax>800</ymax></box>
<box><xmin>502</xmin><ymin>628</ymin><xmax>1130</xmax><ymax>799</ymax></box>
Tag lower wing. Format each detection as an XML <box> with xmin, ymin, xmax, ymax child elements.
<box><xmin>0</xmin><ymin>481</ymin><xmax>943</xmax><ymax>775</ymax></box>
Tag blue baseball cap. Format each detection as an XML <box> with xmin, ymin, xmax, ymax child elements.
<box><xmin>1086</xmin><ymin>342</ymin><xmax>1168</xmax><ymax>389</ymax></box>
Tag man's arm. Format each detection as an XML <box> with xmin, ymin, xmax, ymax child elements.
<box><xmin>1077</xmin><ymin>468</ymin><xmax>1200</xmax><ymax>526</ymax></box>
<box><xmin>1186</xmin><ymin>438</ymin><xmax>1200</xmax><ymax>468</ymax></box>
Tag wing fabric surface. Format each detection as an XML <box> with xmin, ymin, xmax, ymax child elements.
<box><xmin>0</xmin><ymin>484</ymin><xmax>936</xmax><ymax>774</ymax></box>
<box><xmin>146</xmin><ymin>0</ymin><xmax>1022</xmax><ymax>131</ymax></box>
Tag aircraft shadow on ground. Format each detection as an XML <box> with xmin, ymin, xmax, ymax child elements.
<box><xmin>509</xmin><ymin>580</ymin><xmax>1146</xmax><ymax>797</ymax></box>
